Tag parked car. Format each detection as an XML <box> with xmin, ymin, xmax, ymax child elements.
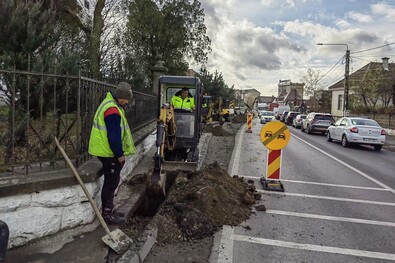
<box><xmin>326</xmin><ymin>117</ymin><xmax>386</xmax><ymax>151</ymax></box>
<box><xmin>293</xmin><ymin>114</ymin><xmax>307</xmax><ymax>128</ymax></box>
<box><xmin>285</xmin><ymin>111</ymin><xmax>299</xmax><ymax>125</ymax></box>
<box><xmin>301</xmin><ymin>112</ymin><xmax>334</xmax><ymax>134</ymax></box>
<box><xmin>279</xmin><ymin>111</ymin><xmax>289</xmax><ymax>123</ymax></box>
<box><xmin>260</xmin><ymin>111</ymin><xmax>275</xmax><ymax>124</ymax></box>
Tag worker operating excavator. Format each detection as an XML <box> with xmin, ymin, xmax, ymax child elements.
<box><xmin>170</xmin><ymin>87</ymin><xmax>195</xmax><ymax>137</ymax></box>
<box><xmin>171</xmin><ymin>87</ymin><xmax>195</xmax><ymax>111</ymax></box>
<box><xmin>150</xmin><ymin>77</ymin><xmax>203</xmax><ymax>196</ymax></box>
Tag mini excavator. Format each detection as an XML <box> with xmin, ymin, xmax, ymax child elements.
<box><xmin>150</xmin><ymin>76</ymin><xmax>203</xmax><ymax>195</ymax></box>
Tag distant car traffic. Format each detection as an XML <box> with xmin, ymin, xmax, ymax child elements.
<box><xmin>260</xmin><ymin>111</ymin><xmax>275</xmax><ymax>124</ymax></box>
<box><xmin>279</xmin><ymin>111</ymin><xmax>289</xmax><ymax>123</ymax></box>
<box><xmin>326</xmin><ymin>117</ymin><xmax>386</xmax><ymax>151</ymax></box>
<box><xmin>293</xmin><ymin>114</ymin><xmax>306</xmax><ymax>128</ymax></box>
<box><xmin>285</xmin><ymin>111</ymin><xmax>299</xmax><ymax>125</ymax></box>
<box><xmin>301</xmin><ymin>112</ymin><xmax>334</xmax><ymax>134</ymax></box>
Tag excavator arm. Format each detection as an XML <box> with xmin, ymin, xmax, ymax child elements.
<box><xmin>151</xmin><ymin>103</ymin><xmax>176</xmax><ymax>196</ymax></box>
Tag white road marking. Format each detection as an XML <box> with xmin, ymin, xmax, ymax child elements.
<box><xmin>292</xmin><ymin>134</ymin><xmax>395</xmax><ymax>195</ymax></box>
<box><xmin>232</xmin><ymin>235</ymin><xmax>395</xmax><ymax>261</ymax></box>
<box><xmin>265</xmin><ymin>209</ymin><xmax>395</xmax><ymax>227</ymax></box>
<box><xmin>241</xmin><ymin>175</ymin><xmax>389</xmax><ymax>191</ymax></box>
<box><xmin>257</xmin><ymin>189</ymin><xmax>395</xmax><ymax>206</ymax></box>
<box><xmin>228</xmin><ymin>123</ymin><xmax>246</xmax><ymax>176</ymax></box>
<box><xmin>217</xmin><ymin>225</ymin><xmax>234</xmax><ymax>263</ymax></box>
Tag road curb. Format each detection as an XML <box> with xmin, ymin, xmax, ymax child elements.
<box><xmin>117</xmin><ymin>224</ymin><xmax>158</xmax><ymax>263</ymax></box>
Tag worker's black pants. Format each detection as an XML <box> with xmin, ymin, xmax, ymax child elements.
<box><xmin>98</xmin><ymin>157</ymin><xmax>124</xmax><ymax>213</ymax></box>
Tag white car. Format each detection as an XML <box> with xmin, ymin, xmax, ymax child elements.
<box><xmin>260</xmin><ymin>111</ymin><xmax>275</xmax><ymax>124</ymax></box>
<box><xmin>326</xmin><ymin>117</ymin><xmax>386</xmax><ymax>151</ymax></box>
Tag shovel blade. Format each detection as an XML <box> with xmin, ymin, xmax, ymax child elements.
<box><xmin>102</xmin><ymin>229</ymin><xmax>133</xmax><ymax>254</ymax></box>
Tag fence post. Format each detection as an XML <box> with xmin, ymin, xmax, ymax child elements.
<box><xmin>76</xmin><ymin>67</ymin><xmax>82</xmax><ymax>167</ymax></box>
<box><xmin>151</xmin><ymin>59</ymin><xmax>167</xmax><ymax>96</ymax></box>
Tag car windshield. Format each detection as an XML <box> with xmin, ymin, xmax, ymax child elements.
<box><xmin>261</xmin><ymin>112</ymin><xmax>274</xmax><ymax>116</ymax></box>
<box><xmin>350</xmin><ymin>119</ymin><xmax>379</xmax><ymax>126</ymax></box>
<box><xmin>315</xmin><ymin>115</ymin><xmax>333</xmax><ymax>121</ymax></box>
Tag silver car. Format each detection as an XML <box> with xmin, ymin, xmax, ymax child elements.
<box><xmin>260</xmin><ymin>111</ymin><xmax>275</xmax><ymax>124</ymax></box>
<box><xmin>326</xmin><ymin>117</ymin><xmax>386</xmax><ymax>151</ymax></box>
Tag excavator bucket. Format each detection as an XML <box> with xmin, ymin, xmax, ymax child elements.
<box><xmin>150</xmin><ymin>160</ymin><xmax>198</xmax><ymax>196</ymax></box>
<box><xmin>162</xmin><ymin>161</ymin><xmax>198</xmax><ymax>172</ymax></box>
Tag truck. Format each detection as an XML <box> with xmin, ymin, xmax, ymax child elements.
<box><xmin>274</xmin><ymin>105</ymin><xmax>290</xmax><ymax>119</ymax></box>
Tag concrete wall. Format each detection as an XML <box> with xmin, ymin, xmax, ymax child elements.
<box><xmin>0</xmin><ymin>133</ymin><xmax>156</xmax><ymax>248</ymax></box>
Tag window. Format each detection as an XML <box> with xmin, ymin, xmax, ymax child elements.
<box><xmin>334</xmin><ymin>118</ymin><xmax>342</xmax><ymax>126</ymax></box>
<box><xmin>337</xmin><ymin>94</ymin><xmax>343</xmax><ymax>111</ymax></box>
<box><xmin>340</xmin><ymin>118</ymin><xmax>347</xmax><ymax>126</ymax></box>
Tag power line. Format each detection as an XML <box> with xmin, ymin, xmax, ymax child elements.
<box><xmin>352</xmin><ymin>41</ymin><xmax>395</xmax><ymax>54</ymax></box>
<box><xmin>318</xmin><ymin>55</ymin><xmax>344</xmax><ymax>83</ymax></box>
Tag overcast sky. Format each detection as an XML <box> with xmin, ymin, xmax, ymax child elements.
<box><xmin>194</xmin><ymin>0</ymin><xmax>395</xmax><ymax>96</ymax></box>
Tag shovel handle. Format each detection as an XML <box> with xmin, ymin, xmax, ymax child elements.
<box><xmin>54</xmin><ymin>137</ymin><xmax>112</xmax><ymax>236</ymax></box>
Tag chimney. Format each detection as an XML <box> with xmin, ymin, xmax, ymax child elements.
<box><xmin>382</xmin><ymin>57</ymin><xmax>389</xmax><ymax>71</ymax></box>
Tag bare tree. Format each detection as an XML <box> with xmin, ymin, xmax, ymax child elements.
<box><xmin>300</xmin><ymin>69</ymin><xmax>324</xmax><ymax>97</ymax></box>
<box><xmin>63</xmin><ymin>0</ymin><xmax>124</xmax><ymax>78</ymax></box>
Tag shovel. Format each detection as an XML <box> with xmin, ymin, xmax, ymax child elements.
<box><xmin>54</xmin><ymin>137</ymin><xmax>133</xmax><ymax>254</ymax></box>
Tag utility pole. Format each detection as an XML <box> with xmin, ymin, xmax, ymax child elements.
<box><xmin>316</xmin><ymin>43</ymin><xmax>350</xmax><ymax>116</ymax></box>
<box><xmin>344</xmin><ymin>49</ymin><xmax>350</xmax><ymax>116</ymax></box>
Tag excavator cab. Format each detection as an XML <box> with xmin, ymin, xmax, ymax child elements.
<box><xmin>150</xmin><ymin>76</ymin><xmax>203</xmax><ymax>195</ymax></box>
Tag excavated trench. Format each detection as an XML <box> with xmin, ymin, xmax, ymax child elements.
<box><xmin>120</xmin><ymin>163</ymin><xmax>260</xmax><ymax>246</ymax></box>
<box><xmin>108</xmin><ymin>122</ymin><xmax>259</xmax><ymax>261</ymax></box>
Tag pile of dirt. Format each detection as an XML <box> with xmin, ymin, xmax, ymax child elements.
<box><xmin>203</xmin><ymin>124</ymin><xmax>232</xmax><ymax>136</ymax></box>
<box><xmin>232</xmin><ymin>114</ymin><xmax>246</xmax><ymax>123</ymax></box>
<box><xmin>150</xmin><ymin>162</ymin><xmax>259</xmax><ymax>244</ymax></box>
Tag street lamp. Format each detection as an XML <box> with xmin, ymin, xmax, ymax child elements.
<box><xmin>317</xmin><ymin>43</ymin><xmax>350</xmax><ymax>116</ymax></box>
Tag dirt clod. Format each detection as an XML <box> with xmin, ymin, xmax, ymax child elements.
<box><xmin>255</xmin><ymin>204</ymin><xmax>266</xmax><ymax>212</ymax></box>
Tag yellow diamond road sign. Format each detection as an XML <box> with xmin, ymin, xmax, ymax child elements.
<box><xmin>260</xmin><ymin>122</ymin><xmax>290</xmax><ymax>150</ymax></box>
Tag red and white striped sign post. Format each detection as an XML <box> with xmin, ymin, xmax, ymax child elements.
<box><xmin>266</xmin><ymin>149</ymin><xmax>282</xmax><ymax>180</ymax></box>
<box><xmin>259</xmin><ymin>122</ymin><xmax>290</xmax><ymax>192</ymax></box>
<box><xmin>246</xmin><ymin>112</ymin><xmax>252</xmax><ymax>133</ymax></box>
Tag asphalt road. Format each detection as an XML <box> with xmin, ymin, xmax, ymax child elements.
<box><xmin>210</xmin><ymin>119</ymin><xmax>395</xmax><ymax>263</ymax></box>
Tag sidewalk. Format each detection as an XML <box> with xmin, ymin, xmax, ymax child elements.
<box><xmin>5</xmin><ymin>149</ymin><xmax>151</xmax><ymax>263</ymax></box>
<box><xmin>5</xmin><ymin>132</ymin><xmax>212</xmax><ymax>263</ymax></box>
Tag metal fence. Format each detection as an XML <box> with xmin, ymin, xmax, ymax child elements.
<box><xmin>0</xmin><ymin>69</ymin><xmax>157</xmax><ymax>175</ymax></box>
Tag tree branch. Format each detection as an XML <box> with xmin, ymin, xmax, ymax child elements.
<box><xmin>63</xmin><ymin>5</ymin><xmax>91</xmax><ymax>35</ymax></box>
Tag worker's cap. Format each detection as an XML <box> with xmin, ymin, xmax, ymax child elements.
<box><xmin>114</xmin><ymin>82</ymin><xmax>133</xmax><ymax>100</ymax></box>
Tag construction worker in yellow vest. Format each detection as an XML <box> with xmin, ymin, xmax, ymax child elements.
<box><xmin>88</xmin><ymin>82</ymin><xmax>136</xmax><ymax>225</ymax></box>
<box><xmin>171</xmin><ymin>87</ymin><xmax>195</xmax><ymax>111</ymax></box>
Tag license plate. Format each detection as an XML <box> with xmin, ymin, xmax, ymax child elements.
<box><xmin>318</xmin><ymin>121</ymin><xmax>330</xmax><ymax>125</ymax></box>
<box><xmin>363</xmin><ymin>138</ymin><xmax>377</xmax><ymax>142</ymax></box>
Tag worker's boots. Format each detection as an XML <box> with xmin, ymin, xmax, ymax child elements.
<box><xmin>102</xmin><ymin>208</ymin><xmax>126</xmax><ymax>225</ymax></box>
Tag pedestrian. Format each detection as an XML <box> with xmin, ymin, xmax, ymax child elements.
<box><xmin>171</xmin><ymin>87</ymin><xmax>195</xmax><ymax>111</ymax></box>
<box><xmin>88</xmin><ymin>82</ymin><xmax>136</xmax><ymax>225</ymax></box>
